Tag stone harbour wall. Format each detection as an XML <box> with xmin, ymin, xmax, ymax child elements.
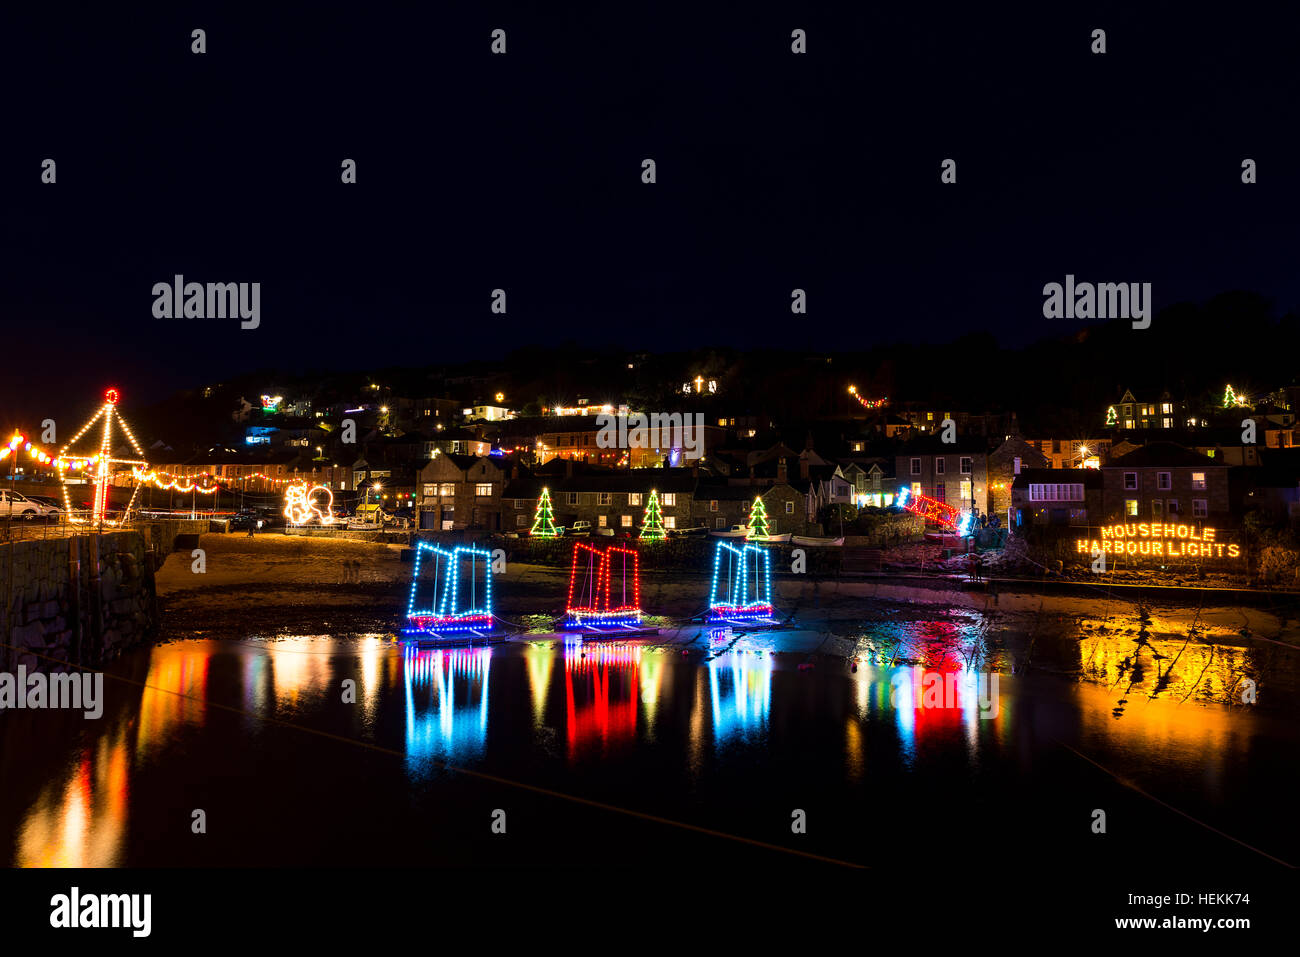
<box><xmin>1</xmin><ymin>531</ymin><xmax>159</xmax><ymax>673</ymax></box>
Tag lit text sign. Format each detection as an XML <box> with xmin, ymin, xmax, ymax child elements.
<box><xmin>1075</xmin><ymin>523</ymin><xmax>1240</xmax><ymax>559</ymax></box>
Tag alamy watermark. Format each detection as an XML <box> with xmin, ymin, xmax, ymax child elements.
<box><xmin>0</xmin><ymin>667</ymin><xmax>103</xmax><ymax>719</ymax></box>
<box><xmin>595</xmin><ymin>412</ymin><xmax>705</xmax><ymax>460</ymax></box>
<box><xmin>152</xmin><ymin>275</ymin><xmax>260</xmax><ymax>329</ymax></box>
<box><xmin>889</xmin><ymin>669</ymin><xmax>1000</xmax><ymax>719</ymax></box>
<box><xmin>50</xmin><ymin>887</ymin><xmax>151</xmax><ymax>937</ymax></box>
<box><xmin>1042</xmin><ymin>274</ymin><xmax>1151</xmax><ymax>329</ymax></box>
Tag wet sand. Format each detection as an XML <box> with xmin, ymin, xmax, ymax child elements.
<box><xmin>156</xmin><ymin>534</ymin><xmax>1300</xmax><ymax>650</ymax></box>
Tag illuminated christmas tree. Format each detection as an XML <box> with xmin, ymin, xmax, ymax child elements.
<box><xmin>747</xmin><ymin>496</ymin><xmax>770</xmax><ymax>539</ymax></box>
<box><xmin>1105</xmin><ymin>405</ymin><xmax>1117</xmax><ymax>427</ymax></box>
<box><xmin>640</xmin><ymin>489</ymin><xmax>665</xmax><ymax>541</ymax></box>
<box><xmin>530</xmin><ymin>486</ymin><xmax>558</xmax><ymax>538</ymax></box>
<box><xmin>1223</xmin><ymin>384</ymin><xmax>1238</xmax><ymax>408</ymax></box>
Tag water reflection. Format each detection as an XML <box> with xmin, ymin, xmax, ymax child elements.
<box><xmin>16</xmin><ymin>720</ymin><xmax>131</xmax><ymax>867</ymax></box>
<box><xmin>5</xmin><ymin>617</ymin><xmax>1298</xmax><ymax>867</ymax></box>
<box><xmin>878</xmin><ymin>665</ymin><xmax>1005</xmax><ymax>766</ymax></box>
<box><xmin>563</xmin><ymin>640</ymin><xmax>639</xmax><ymax>759</ymax></box>
<box><xmin>403</xmin><ymin>646</ymin><xmax>492</xmax><ymax>769</ymax></box>
<box><xmin>707</xmin><ymin>652</ymin><xmax>772</xmax><ymax>745</ymax></box>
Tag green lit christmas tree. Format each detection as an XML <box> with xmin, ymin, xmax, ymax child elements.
<box><xmin>530</xmin><ymin>486</ymin><xmax>558</xmax><ymax>538</ymax></box>
<box><xmin>1105</xmin><ymin>405</ymin><xmax>1117</xmax><ymax>427</ymax></box>
<box><xmin>747</xmin><ymin>496</ymin><xmax>770</xmax><ymax>539</ymax></box>
<box><xmin>640</xmin><ymin>488</ymin><xmax>665</xmax><ymax>541</ymax></box>
<box><xmin>1223</xmin><ymin>384</ymin><xmax>1238</xmax><ymax>408</ymax></box>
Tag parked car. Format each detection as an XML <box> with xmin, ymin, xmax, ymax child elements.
<box><xmin>0</xmin><ymin>490</ymin><xmax>63</xmax><ymax>520</ymax></box>
<box><xmin>228</xmin><ymin>509</ymin><xmax>265</xmax><ymax>531</ymax></box>
<box><xmin>570</xmin><ymin>521</ymin><xmax>593</xmax><ymax>537</ymax></box>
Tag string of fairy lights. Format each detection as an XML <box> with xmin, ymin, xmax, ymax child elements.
<box><xmin>846</xmin><ymin>385</ymin><xmax>888</xmax><ymax>410</ymax></box>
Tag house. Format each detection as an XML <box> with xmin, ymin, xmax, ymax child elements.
<box><xmin>500</xmin><ymin>466</ymin><xmax>700</xmax><ymax>534</ymax></box>
<box><xmin>152</xmin><ymin>449</ymin><xmax>301</xmax><ymax>493</ymax></box>
<box><xmin>888</xmin><ymin>407</ymin><xmax>1019</xmax><ymax>439</ymax></box>
<box><xmin>420</xmin><ymin>427</ymin><xmax>492</xmax><ymax>458</ymax></box>
<box><xmin>497</xmin><ymin>415</ymin><xmax>726</xmax><ymax>469</ymax></box>
<box><xmin>691</xmin><ymin>482</ymin><xmax>804</xmax><ymax>534</ymax></box>
<box><xmin>1231</xmin><ymin>448</ymin><xmax>1300</xmax><ymax>524</ymax></box>
<box><xmin>416</xmin><ymin>453</ymin><xmax>509</xmax><ymax>530</ymax></box>
<box><xmin>497</xmin><ymin>463</ymin><xmax>809</xmax><ymax>537</ymax></box>
<box><xmin>1100</xmin><ymin>442</ymin><xmax>1230</xmax><ymax>524</ymax></box>
<box><xmin>1104</xmin><ymin>389</ymin><xmax>1202</xmax><ymax>432</ymax></box>
<box><xmin>1022</xmin><ymin>437</ymin><xmax>1111</xmax><ymax>469</ymax></box>
<box><xmin>841</xmin><ymin>458</ymin><xmax>896</xmax><ymax>506</ymax></box>
<box><xmin>805</xmin><ymin>463</ymin><xmax>856</xmax><ymax>523</ymax></box>
<box><xmin>894</xmin><ymin>437</ymin><xmax>991</xmax><ymax>516</ymax></box>
<box><xmin>989</xmin><ymin>436</ymin><xmax>1050</xmax><ymax>517</ymax></box>
<box><xmin>1010</xmin><ymin>468</ymin><xmax>1104</xmax><ymax>527</ymax></box>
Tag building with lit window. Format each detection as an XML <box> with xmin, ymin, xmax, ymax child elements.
<box><xmin>1100</xmin><ymin>442</ymin><xmax>1230</xmax><ymax>524</ymax></box>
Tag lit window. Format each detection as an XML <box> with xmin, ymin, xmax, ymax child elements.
<box><xmin>664</xmin><ymin>516</ymin><xmax>676</xmax><ymax>529</ymax></box>
<box><xmin>710</xmin><ymin>500</ymin><xmax>718</xmax><ymax>512</ymax></box>
<box><xmin>1126</xmin><ymin>499</ymin><xmax>1139</xmax><ymax>516</ymax></box>
<box><xmin>475</xmin><ymin>483</ymin><xmax>493</xmax><ymax>497</ymax></box>
<box><xmin>662</xmin><ymin>493</ymin><xmax>676</xmax><ymax>506</ymax></box>
<box><xmin>784</xmin><ymin>501</ymin><xmax>794</xmax><ymax>514</ymax></box>
<box><xmin>629</xmin><ymin>493</ymin><xmax>642</xmax><ymax>506</ymax></box>
<box><xmin>1191</xmin><ymin>472</ymin><xmax>1206</xmax><ymax>489</ymax></box>
<box><xmin>621</xmin><ymin>514</ymin><xmax>632</xmax><ymax>527</ymax></box>
<box><xmin>598</xmin><ymin>515</ymin><xmax>607</xmax><ymax>527</ymax></box>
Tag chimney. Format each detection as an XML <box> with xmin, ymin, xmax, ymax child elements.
<box><xmin>564</xmin><ymin>457</ymin><xmax>574</xmax><ymax>478</ymax></box>
<box><xmin>799</xmin><ymin>454</ymin><xmax>809</xmax><ymax>481</ymax></box>
<box><xmin>777</xmin><ymin>458</ymin><xmax>787</xmax><ymax>483</ymax></box>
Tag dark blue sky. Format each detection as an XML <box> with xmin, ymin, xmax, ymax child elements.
<box><xmin>3</xmin><ymin>4</ymin><xmax>1299</xmax><ymax>418</ymax></box>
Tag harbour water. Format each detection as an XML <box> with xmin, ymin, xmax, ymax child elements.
<box><xmin>3</xmin><ymin>612</ymin><xmax>1296</xmax><ymax>868</ymax></box>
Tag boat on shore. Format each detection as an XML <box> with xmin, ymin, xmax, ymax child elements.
<box><xmin>790</xmin><ymin>534</ymin><xmax>844</xmax><ymax>547</ymax></box>
<box><xmin>710</xmin><ymin>525</ymin><xmax>750</xmax><ymax>538</ymax></box>
<box><xmin>749</xmin><ymin>533</ymin><xmax>792</xmax><ymax>543</ymax></box>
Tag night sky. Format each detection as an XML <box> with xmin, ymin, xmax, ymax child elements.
<box><xmin>4</xmin><ymin>4</ymin><xmax>1299</xmax><ymax>422</ymax></box>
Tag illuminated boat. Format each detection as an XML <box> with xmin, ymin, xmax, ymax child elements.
<box><xmin>402</xmin><ymin>542</ymin><xmax>502</xmax><ymax>645</ymax></box>
<box><xmin>561</xmin><ymin>542</ymin><xmax>659</xmax><ymax>638</ymax></box>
